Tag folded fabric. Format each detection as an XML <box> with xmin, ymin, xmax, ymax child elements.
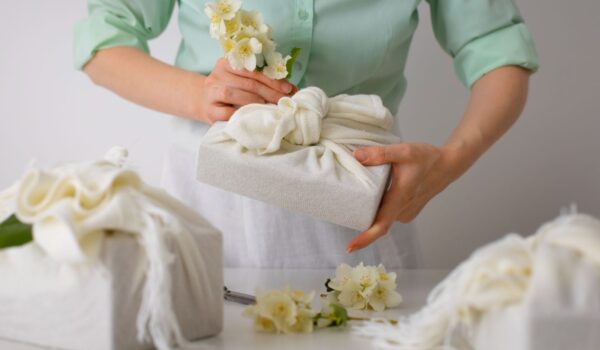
<box><xmin>354</xmin><ymin>210</ymin><xmax>600</xmax><ymax>350</ymax></box>
<box><xmin>0</xmin><ymin>147</ymin><xmax>223</xmax><ymax>350</ymax></box>
<box><xmin>197</xmin><ymin>87</ymin><xmax>401</xmax><ymax>231</ymax></box>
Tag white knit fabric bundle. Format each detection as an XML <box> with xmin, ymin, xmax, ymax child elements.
<box><xmin>354</xmin><ymin>211</ymin><xmax>600</xmax><ymax>350</ymax></box>
<box><xmin>0</xmin><ymin>147</ymin><xmax>219</xmax><ymax>350</ymax></box>
<box><xmin>196</xmin><ymin>87</ymin><xmax>401</xmax><ymax>230</ymax></box>
<box><xmin>216</xmin><ymin>86</ymin><xmax>400</xmax><ymax>187</ymax></box>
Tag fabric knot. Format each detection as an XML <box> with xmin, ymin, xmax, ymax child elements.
<box><xmin>279</xmin><ymin>87</ymin><xmax>329</xmax><ymax>146</ymax></box>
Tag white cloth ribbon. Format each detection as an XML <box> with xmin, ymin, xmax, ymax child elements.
<box><xmin>214</xmin><ymin>87</ymin><xmax>401</xmax><ymax>187</ymax></box>
<box><xmin>354</xmin><ymin>211</ymin><xmax>600</xmax><ymax>349</ymax></box>
<box><xmin>0</xmin><ymin>147</ymin><xmax>216</xmax><ymax>350</ymax></box>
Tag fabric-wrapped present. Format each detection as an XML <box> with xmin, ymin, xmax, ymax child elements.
<box><xmin>196</xmin><ymin>87</ymin><xmax>401</xmax><ymax>231</ymax></box>
<box><xmin>0</xmin><ymin>148</ymin><xmax>223</xmax><ymax>350</ymax></box>
<box><xmin>354</xmin><ymin>211</ymin><xmax>600</xmax><ymax>350</ymax></box>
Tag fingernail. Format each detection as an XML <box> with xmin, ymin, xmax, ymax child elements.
<box><xmin>354</xmin><ymin>150</ymin><xmax>367</xmax><ymax>162</ymax></box>
<box><xmin>284</xmin><ymin>84</ymin><xmax>292</xmax><ymax>93</ymax></box>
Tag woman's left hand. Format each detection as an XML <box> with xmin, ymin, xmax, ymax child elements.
<box><xmin>346</xmin><ymin>143</ymin><xmax>461</xmax><ymax>252</ymax></box>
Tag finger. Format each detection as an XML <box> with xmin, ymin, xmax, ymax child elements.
<box><xmin>346</xmin><ymin>185</ymin><xmax>401</xmax><ymax>252</ymax></box>
<box><xmin>223</xmin><ymin>73</ymin><xmax>287</xmax><ymax>104</ymax></box>
<box><xmin>208</xmin><ymin>105</ymin><xmax>237</xmax><ymax>123</ymax></box>
<box><xmin>354</xmin><ymin>144</ymin><xmax>411</xmax><ymax>166</ymax></box>
<box><xmin>212</xmin><ymin>84</ymin><xmax>266</xmax><ymax>106</ymax></box>
<box><xmin>225</xmin><ymin>63</ymin><xmax>294</xmax><ymax>94</ymax></box>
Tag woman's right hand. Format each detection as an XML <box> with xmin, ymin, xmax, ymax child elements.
<box><xmin>192</xmin><ymin>58</ymin><xmax>296</xmax><ymax>123</ymax></box>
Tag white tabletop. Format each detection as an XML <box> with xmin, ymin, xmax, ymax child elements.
<box><xmin>0</xmin><ymin>268</ymin><xmax>448</xmax><ymax>350</ymax></box>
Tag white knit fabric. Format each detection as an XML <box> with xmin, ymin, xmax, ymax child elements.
<box><xmin>197</xmin><ymin>87</ymin><xmax>401</xmax><ymax>231</ymax></box>
<box><xmin>0</xmin><ymin>147</ymin><xmax>222</xmax><ymax>350</ymax></box>
<box><xmin>354</xmin><ymin>212</ymin><xmax>600</xmax><ymax>350</ymax></box>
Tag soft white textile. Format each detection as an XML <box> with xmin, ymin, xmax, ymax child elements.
<box><xmin>216</xmin><ymin>86</ymin><xmax>399</xmax><ymax>186</ymax></box>
<box><xmin>354</xmin><ymin>212</ymin><xmax>600</xmax><ymax>349</ymax></box>
<box><xmin>165</xmin><ymin>142</ymin><xmax>419</xmax><ymax>269</ymax></box>
<box><xmin>0</xmin><ymin>147</ymin><xmax>222</xmax><ymax>350</ymax></box>
<box><xmin>196</xmin><ymin>87</ymin><xmax>401</xmax><ymax>231</ymax></box>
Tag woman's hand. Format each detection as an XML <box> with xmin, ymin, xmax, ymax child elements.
<box><xmin>193</xmin><ymin>58</ymin><xmax>296</xmax><ymax>123</ymax></box>
<box><xmin>344</xmin><ymin>66</ymin><xmax>531</xmax><ymax>253</ymax></box>
<box><xmin>346</xmin><ymin>143</ymin><xmax>462</xmax><ymax>252</ymax></box>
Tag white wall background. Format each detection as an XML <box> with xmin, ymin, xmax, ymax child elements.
<box><xmin>1</xmin><ymin>1</ymin><xmax>598</xmax><ymax>268</ymax></box>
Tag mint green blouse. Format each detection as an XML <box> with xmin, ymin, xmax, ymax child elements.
<box><xmin>74</xmin><ymin>0</ymin><xmax>538</xmax><ymax>115</ymax></box>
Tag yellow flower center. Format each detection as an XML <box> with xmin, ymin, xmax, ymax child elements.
<box><xmin>274</xmin><ymin>303</ymin><xmax>288</xmax><ymax>315</ymax></box>
<box><xmin>222</xmin><ymin>40</ymin><xmax>234</xmax><ymax>52</ymax></box>
<box><xmin>225</xmin><ymin>20</ymin><xmax>238</xmax><ymax>34</ymax></box>
<box><xmin>217</xmin><ymin>3</ymin><xmax>231</xmax><ymax>14</ymax></box>
<box><xmin>239</xmin><ymin>44</ymin><xmax>252</xmax><ymax>57</ymax></box>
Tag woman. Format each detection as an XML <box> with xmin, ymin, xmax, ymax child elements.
<box><xmin>75</xmin><ymin>0</ymin><xmax>539</xmax><ymax>268</ymax></box>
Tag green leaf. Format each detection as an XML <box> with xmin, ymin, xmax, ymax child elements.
<box><xmin>0</xmin><ymin>214</ymin><xmax>33</xmax><ymax>249</ymax></box>
<box><xmin>324</xmin><ymin>278</ymin><xmax>334</xmax><ymax>292</ymax></box>
<box><xmin>329</xmin><ymin>303</ymin><xmax>348</xmax><ymax>326</ymax></box>
<box><xmin>285</xmin><ymin>47</ymin><xmax>302</xmax><ymax>80</ymax></box>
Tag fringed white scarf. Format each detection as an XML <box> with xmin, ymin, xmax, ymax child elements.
<box><xmin>0</xmin><ymin>147</ymin><xmax>216</xmax><ymax>350</ymax></box>
<box><xmin>354</xmin><ymin>210</ymin><xmax>600</xmax><ymax>350</ymax></box>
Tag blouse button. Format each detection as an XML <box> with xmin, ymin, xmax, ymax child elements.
<box><xmin>298</xmin><ymin>9</ymin><xmax>309</xmax><ymax>21</ymax></box>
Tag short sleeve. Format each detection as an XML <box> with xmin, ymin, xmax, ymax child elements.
<box><xmin>427</xmin><ymin>0</ymin><xmax>539</xmax><ymax>88</ymax></box>
<box><xmin>74</xmin><ymin>0</ymin><xmax>176</xmax><ymax>69</ymax></box>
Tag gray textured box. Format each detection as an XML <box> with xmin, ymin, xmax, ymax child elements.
<box><xmin>0</xmin><ymin>232</ymin><xmax>223</xmax><ymax>350</ymax></box>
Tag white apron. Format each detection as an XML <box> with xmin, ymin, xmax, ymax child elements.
<box><xmin>160</xmin><ymin>118</ymin><xmax>420</xmax><ymax>269</ymax></box>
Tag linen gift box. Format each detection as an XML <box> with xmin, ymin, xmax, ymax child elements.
<box><xmin>0</xmin><ymin>148</ymin><xmax>223</xmax><ymax>350</ymax></box>
<box><xmin>196</xmin><ymin>87</ymin><xmax>401</xmax><ymax>231</ymax></box>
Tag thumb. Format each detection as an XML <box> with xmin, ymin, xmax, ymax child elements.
<box><xmin>354</xmin><ymin>144</ymin><xmax>406</xmax><ymax>166</ymax></box>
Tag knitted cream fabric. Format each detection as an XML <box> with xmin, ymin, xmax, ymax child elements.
<box><xmin>0</xmin><ymin>147</ymin><xmax>222</xmax><ymax>350</ymax></box>
<box><xmin>196</xmin><ymin>87</ymin><xmax>401</xmax><ymax>231</ymax></box>
<box><xmin>354</xmin><ymin>212</ymin><xmax>600</xmax><ymax>350</ymax></box>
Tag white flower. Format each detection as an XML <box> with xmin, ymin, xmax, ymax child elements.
<box><xmin>254</xmin><ymin>32</ymin><xmax>277</xmax><ymax>54</ymax></box>
<box><xmin>205</xmin><ymin>0</ymin><xmax>242</xmax><ymax>38</ymax></box>
<box><xmin>328</xmin><ymin>263</ymin><xmax>353</xmax><ymax>290</ymax></box>
<box><xmin>257</xmin><ymin>290</ymin><xmax>297</xmax><ymax>332</ymax></box>
<box><xmin>224</xmin><ymin>12</ymin><xmax>242</xmax><ymax>37</ymax></box>
<box><xmin>288</xmin><ymin>289</ymin><xmax>315</xmax><ymax>307</ymax></box>
<box><xmin>368</xmin><ymin>283</ymin><xmax>403</xmax><ymax>312</ymax></box>
<box><xmin>326</xmin><ymin>262</ymin><xmax>403</xmax><ymax>311</ymax></box>
<box><xmin>243</xmin><ymin>288</ymin><xmax>319</xmax><ymax>334</ymax></box>
<box><xmin>219</xmin><ymin>37</ymin><xmax>237</xmax><ymax>54</ymax></box>
<box><xmin>239</xmin><ymin>10</ymin><xmax>269</xmax><ymax>36</ymax></box>
<box><xmin>263</xmin><ymin>51</ymin><xmax>291</xmax><ymax>80</ymax></box>
<box><xmin>205</xmin><ymin>0</ymin><xmax>241</xmax><ymax>21</ymax></box>
<box><xmin>288</xmin><ymin>307</ymin><xmax>317</xmax><ymax>333</ymax></box>
<box><xmin>337</xmin><ymin>279</ymin><xmax>368</xmax><ymax>309</ymax></box>
<box><xmin>227</xmin><ymin>37</ymin><xmax>262</xmax><ymax>71</ymax></box>
<box><xmin>351</xmin><ymin>262</ymin><xmax>379</xmax><ymax>296</ymax></box>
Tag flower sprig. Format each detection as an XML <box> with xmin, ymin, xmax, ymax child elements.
<box><xmin>324</xmin><ymin>263</ymin><xmax>403</xmax><ymax>312</ymax></box>
<box><xmin>243</xmin><ymin>288</ymin><xmax>348</xmax><ymax>334</ymax></box>
<box><xmin>205</xmin><ymin>0</ymin><xmax>301</xmax><ymax>80</ymax></box>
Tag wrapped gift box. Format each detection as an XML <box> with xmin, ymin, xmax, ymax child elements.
<box><xmin>196</xmin><ymin>87</ymin><xmax>400</xmax><ymax>231</ymax></box>
<box><xmin>0</xmin><ymin>231</ymin><xmax>223</xmax><ymax>350</ymax></box>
